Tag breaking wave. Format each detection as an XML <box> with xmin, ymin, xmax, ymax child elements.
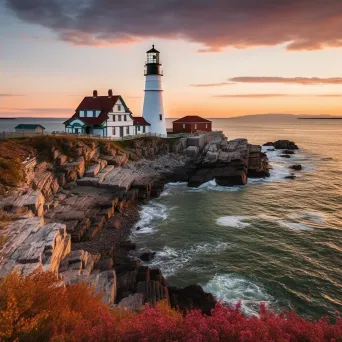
<box><xmin>146</xmin><ymin>242</ymin><xmax>230</xmax><ymax>277</ymax></box>
<box><xmin>203</xmin><ymin>274</ymin><xmax>273</xmax><ymax>316</ymax></box>
<box><xmin>134</xmin><ymin>202</ymin><xmax>168</xmax><ymax>234</ymax></box>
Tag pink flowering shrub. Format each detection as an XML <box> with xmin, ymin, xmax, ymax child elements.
<box><xmin>0</xmin><ymin>272</ymin><xmax>341</xmax><ymax>341</ymax></box>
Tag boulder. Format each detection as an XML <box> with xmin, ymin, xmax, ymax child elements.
<box><xmin>168</xmin><ymin>284</ymin><xmax>216</xmax><ymax>315</ymax></box>
<box><xmin>117</xmin><ymin>293</ymin><xmax>144</xmax><ymax>311</ymax></box>
<box><xmin>263</xmin><ymin>142</ymin><xmax>274</xmax><ymax>147</ymax></box>
<box><xmin>282</xmin><ymin>149</ymin><xmax>295</xmax><ymax>155</ymax></box>
<box><xmin>279</xmin><ymin>154</ymin><xmax>291</xmax><ymax>158</ymax></box>
<box><xmin>139</xmin><ymin>251</ymin><xmax>156</xmax><ymax>262</ymax></box>
<box><xmin>274</xmin><ymin>140</ymin><xmax>298</xmax><ymax>150</ymax></box>
<box><xmin>290</xmin><ymin>164</ymin><xmax>302</xmax><ymax>171</ymax></box>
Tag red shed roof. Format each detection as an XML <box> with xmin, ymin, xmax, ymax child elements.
<box><xmin>173</xmin><ymin>116</ymin><xmax>211</xmax><ymax>123</ymax></box>
<box><xmin>133</xmin><ymin>117</ymin><xmax>150</xmax><ymax>126</ymax></box>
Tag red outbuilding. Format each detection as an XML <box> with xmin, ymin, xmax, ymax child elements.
<box><xmin>172</xmin><ymin>116</ymin><xmax>212</xmax><ymax>133</ymax></box>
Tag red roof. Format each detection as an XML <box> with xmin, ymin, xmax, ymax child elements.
<box><xmin>173</xmin><ymin>116</ymin><xmax>211</xmax><ymax>123</ymax></box>
<box><xmin>64</xmin><ymin>94</ymin><xmax>129</xmax><ymax>126</ymax></box>
<box><xmin>76</xmin><ymin>96</ymin><xmax>119</xmax><ymax>111</ymax></box>
<box><xmin>133</xmin><ymin>117</ymin><xmax>150</xmax><ymax>126</ymax></box>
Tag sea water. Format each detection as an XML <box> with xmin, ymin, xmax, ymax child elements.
<box><xmin>2</xmin><ymin>116</ymin><xmax>341</xmax><ymax>319</ymax></box>
<box><xmin>132</xmin><ymin>117</ymin><xmax>342</xmax><ymax>319</ymax></box>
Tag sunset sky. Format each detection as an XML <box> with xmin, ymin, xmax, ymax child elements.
<box><xmin>1</xmin><ymin>0</ymin><xmax>342</xmax><ymax>118</ymax></box>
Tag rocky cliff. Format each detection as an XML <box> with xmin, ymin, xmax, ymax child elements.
<box><xmin>0</xmin><ymin>133</ymin><xmax>269</xmax><ymax>312</ymax></box>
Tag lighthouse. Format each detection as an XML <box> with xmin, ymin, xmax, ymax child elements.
<box><xmin>142</xmin><ymin>45</ymin><xmax>167</xmax><ymax>136</ymax></box>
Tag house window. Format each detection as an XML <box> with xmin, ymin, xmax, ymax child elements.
<box><xmin>124</xmin><ymin>115</ymin><xmax>127</xmax><ymax>121</ymax></box>
<box><xmin>195</xmin><ymin>124</ymin><xmax>197</xmax><ymax>129</ymax></box>
<box><xmin>112</xmin><ymin>127</ymin><xmax>116</xmax><ymax>135</ymax></box>
<box><xmin>143</xmin><ymin>126</ymin><xmax>146</xmax><ymax>133</ymax></box>
<box><xmin>84</xmin><ymin>111</ymin><xmax>87</xmax><ymax>117</ymax></box>
<box><xmin>118</xmin><ymin>115</ymin><xmax>122</xmax><ymax>121</ymax></box>
<box><xmin>159</xmin><ymin>114</ymin><xmax>162</xmax><ymax>121</ymax></box>
<box><xmin>205</xmin><ymin>124</ymin><xmax>208</xmax><ymax>128</ymax></box>
<box><xmin>113</xmin><ymin>115</ymin><xmax>116</xmax><ymax>121</ymax></box>
<box><xmin>126</xmin><ymin>127</ymin><xmax>129</xmax><ymax>134</ymax></box>
<box><xmin>118</xmin><ymin>104</ymin><xmax>121</xmax><ymax>111</ymax></box>
<box><xmin>93</xmin><ymin>110</ymin><xmax>96</xmax><ymax>117</ymax></box>
<box><xmin>183</xmin><ymin>124</ymin><xmax>185</xmax><ymax>129</ymax></box>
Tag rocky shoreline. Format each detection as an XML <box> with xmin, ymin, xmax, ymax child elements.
<box><xmin>0</xmin><ymin>133</ymin><xmax>297</xmax><ymax>313</ymax></box>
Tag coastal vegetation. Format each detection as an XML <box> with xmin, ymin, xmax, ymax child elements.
<box><xmin>0</xmin><ymin>272</ymin><xmax>341</xmax><ymax>342</ymax></box>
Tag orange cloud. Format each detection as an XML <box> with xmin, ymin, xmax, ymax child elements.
<box><xmin>214</xmin><ymin>94</ymin><xmax>342</xmax><ymax>98</ymax></box>
<box><xmin>190</xmin><ymin>82</ymin><xmax>234</xmax><ymax>87</ymax></box>
<box><xmin>229</xmin><ymin>77</ymin><xmax>342</xmax><ymax>85</ymax></box>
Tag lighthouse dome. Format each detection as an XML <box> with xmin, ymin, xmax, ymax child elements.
<box><xmin>147</xmin><ymin>45</ymin><xmax>160</xmax><ymax>53</ymax></box>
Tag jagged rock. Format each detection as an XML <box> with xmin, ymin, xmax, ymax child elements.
<box><xmin>55</xmin><ymin>154</ymin><xmax>67</xmax><ymax>166</ymax></box>
<box><xmin>285</xmin><ymin>174</ymin><xmax>296</xmax><ymax>179</ymax></box>
<box><xmin>95</xmin><ymin>258</ymin><xmax>114</xmax><ymax>271</ymax></box>
<box><xmin>187</xmin><ymin>135</ymin><xmax>207</xmax><ymax>151</ymax></box>
<box><xmin>117</xmin><ymin>293</ymin><xmax>144</xmax><ymax>311</ymax></box>
<box><xmin>137</xmin><ymin>280</ymin><xmax>169</xmax><ymax>306</ymax></box>
<box><xmin>280</xmin><ymin>154</ymin><xmax>291</xmax><ymax>158</ymax></box>
<box><xmin>282</xmin><ymin>149</ymin><xmax>295</xmax><ymax>155</ymax></box>
<box><xmin>186</xmin><ymin>146</ymin><xmax>199</xmax><ymax>158</ymax></box>
<box><xmin>85</xmin><ymin>163</ymin><xmax>101</xmax><ymax>177</ymax></box>
<box><xmin>8</xmin><ymin>189</ymin><xmax>45</xmax><ymax>217</ymax></box>
<box><xmin>0</xmin><ymin>220</ymin><xmax>71</xmax><ymax>276</ymax></box>
<box><xmin>263</xmin><ymin>142</ymin><xmax>274</xmax><ymax>146</ymax></box>
<box><xmin>139</xmin><ymin>251</ymin><xmax>156</xmax><ymax>262</ymax></box>
<box><xmin>290</xmin><ymin>164</ymin><xmax>302</xmax><ymax>171</ymax></box>
<box><xmin>168</xmin><ymin>284</ymin><xmax>216</xmax><ymax>315</ymax></box>
<box><xmin>274</xmin><ymin>140</ymin><xmax>299</xmax><ymax>150</ymax></box>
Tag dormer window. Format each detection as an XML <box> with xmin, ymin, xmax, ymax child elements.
<box><xmin>118</xmin><ymin>104</ymin><xmax>121</xmax><ymax>111</ymax></box>
<box><xmin>113</xmin><ymin>115</ymin><xmax>116</xmax><ymax>121</ymax></box>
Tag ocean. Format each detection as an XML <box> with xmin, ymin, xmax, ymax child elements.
<box><xmin>1</xmin><ymin>116</ymin><xmax>341</xmax><ymax>319</ymax></box>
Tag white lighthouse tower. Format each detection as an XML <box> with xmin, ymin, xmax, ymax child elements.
<box><xmin>142</xmin><ymin>45</ymin><xmax>167</xmax><ymax>136</ymax></box>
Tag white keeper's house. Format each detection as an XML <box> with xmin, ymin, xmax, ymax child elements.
<box><xmin>64</xmin><ymin>89</ymin><xmax>150</xmax><ymax>138</ymax></box>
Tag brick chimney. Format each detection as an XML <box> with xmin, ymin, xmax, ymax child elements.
<box><xmin>108</xmin><ymin>89</ymin><xmax>113</xmax><ymax>98</ymax></box>
<box><xmin>93</xmin><ymin>90</ymin><xmax>98</xmax><ymax>98</ymax></box>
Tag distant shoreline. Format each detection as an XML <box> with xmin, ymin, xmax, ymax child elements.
<box><xmin>298</xmin><ymin>118</ymin><xmax>342</xmax><ymax>120</ymax></box>
<box><xmin>0</xmin><ymin>118</ymin><xmax>15</xmax><ymax>120</ymax></box>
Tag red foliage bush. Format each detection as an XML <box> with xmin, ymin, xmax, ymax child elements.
<box><xmin>0</xmin><ymin>272</ymin><xmax>341</xmax><ymax>342</ymax></box>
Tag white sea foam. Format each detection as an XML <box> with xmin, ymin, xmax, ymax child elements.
<box><xmin>287</xmin><ymin>211</ymin><xmax>325</xmax><ymax>224</ymax></box>
<box><xmin>188</xmin><ymin>179</ymin><xmax>242</xmax><ymax>192</ymax></box>
<box><xmin>134</xmin><ymin>201</ymin><xmax>168</xmax><ymax>234</ymax></box>
<box><xmin>147</xmin><ymin>241</ymin><xmax>230</xmax><ymax>277</ymax></box>
<box><xmin>216</xmin><ymin>216</ymin><xmax>251</xmax><ymax>228</ymax></box>
<box><xmin>278</xmin><ymin>221</ymin><xmax>313</xmax><ymax>231</ymax></box>
<box><xmin>203</xmin><ymin>274</ymin><xmax>272</xmax><ymax>316</ymax></box>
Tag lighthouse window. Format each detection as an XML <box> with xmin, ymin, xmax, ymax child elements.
<box><xmin>159</xmin><ymin>114</ymin><xmax>162</xmax><ymax>121</ymax></box>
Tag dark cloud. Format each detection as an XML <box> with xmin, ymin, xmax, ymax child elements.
<box><xmin>229</xmin><ymin>77</ymin><xmax>342</xmax><ymax>85</ymax></box>
<box><xmin>5</xmin><ymin>0</ymin><xmax>342</xmax><ymax>51</ymax></box>
<box><xmin>190</xmin><ymin>82</ymin><xmax>234</xmax><ymax>87</ymax></box>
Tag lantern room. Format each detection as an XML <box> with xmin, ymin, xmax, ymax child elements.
<box><xmin>145</xmin><ymin>45</ymin><xmax>162</xmax><ymax>76</ymax></box>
